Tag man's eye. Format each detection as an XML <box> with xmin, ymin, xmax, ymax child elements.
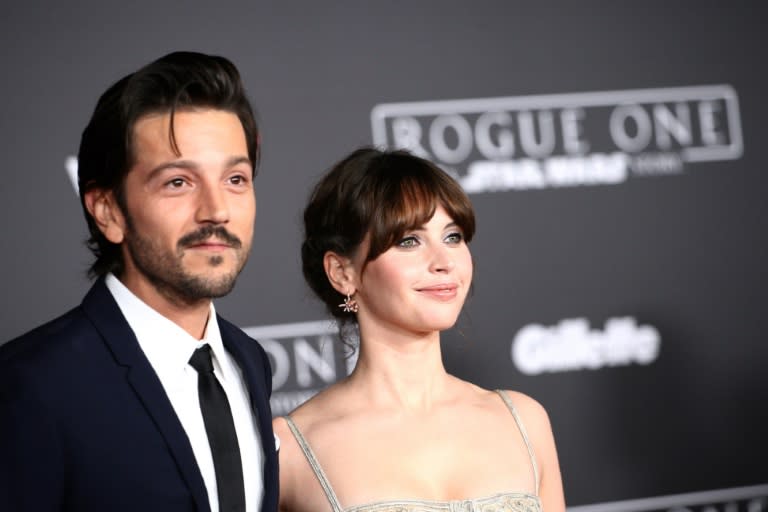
<box><xmin>167</xmin><ymin>178</ymin><xmax>185</xmax><ymax>188</ymax></box>
<box><xmin>229</xmin><ymin>173</ymin><xmax>254</xmax><ymax>187</ymax></box>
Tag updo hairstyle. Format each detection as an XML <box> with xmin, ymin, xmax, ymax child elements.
<box><xmin>301</xmin><ymin>147</ymin><xmax>476</xmax><ymax>340</ymax></box>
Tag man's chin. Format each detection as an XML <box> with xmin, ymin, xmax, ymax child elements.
<box><xmin>206</xmin><ymin>280</ymin><xmax>238</xmax><ymax>298</ymax></box>
<box><xmin>172</xmin><ymin>269</ymin><xmax>240</xmax><ymax>300</ymax></box>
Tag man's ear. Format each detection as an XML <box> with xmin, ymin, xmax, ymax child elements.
<box><xmin>83</xmin><ymin>188</ymin><xmax>126</xmax><ymax>244</ymax></box>
<box><xmin>323</xmin><ymin>251</ymin><xmax>357</xmax><ymax>295</ymax></box>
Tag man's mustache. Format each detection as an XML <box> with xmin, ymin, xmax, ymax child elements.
<box><xmin>178</xmin><ymin>225</ymin><xmax>242</xmax><ymax>249</ymax></box>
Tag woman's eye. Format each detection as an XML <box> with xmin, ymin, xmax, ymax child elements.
<box><xmin>445</xmin><ymin>232</ymin><xmax>464</xmax><ymax>244</ymax></box>
<box><xmin>397</xmin><ymin>236</ymin><xmax>419</xmax><ymax>248</ymax></box>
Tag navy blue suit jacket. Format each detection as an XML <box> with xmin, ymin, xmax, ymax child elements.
<box><xmin>0</xmin><ymin>279</ymin><xmax>278</xmax><ymax>511</ymax></box>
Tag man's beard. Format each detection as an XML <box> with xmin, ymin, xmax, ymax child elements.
<box><xmin>124</xmin><ymin>223</ymin><xmax>249</xmax><ymax>305</ymax></box>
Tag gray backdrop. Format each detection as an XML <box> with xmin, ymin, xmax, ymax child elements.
<box><xmin>2</xmin><ymin>1</ymin><xmax>766</xmax><ymax>510</ymax></box>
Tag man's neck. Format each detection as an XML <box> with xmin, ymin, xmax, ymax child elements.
<box><xmin>114</xmin><ymin>274</ymin><xmax>213</xmax><ymax>340</ymax></box>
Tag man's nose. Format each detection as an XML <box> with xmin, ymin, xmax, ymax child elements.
<box><xmin>195</xmin><ymin>184</ymin><xmax>229</xmax><ymax>224</ymax></box>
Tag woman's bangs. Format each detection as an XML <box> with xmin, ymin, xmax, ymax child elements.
<box><xmin>367</xmin><ymin>177</ymin><xmax>438</xmax><ymax>260</ymax></box>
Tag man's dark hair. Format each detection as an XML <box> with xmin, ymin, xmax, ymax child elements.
<box><xmin>77</xmin><ymin>51</ymin><xmax>259</xmax><ymax>278</ymax></box>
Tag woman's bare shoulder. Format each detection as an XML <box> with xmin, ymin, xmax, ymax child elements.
<box><xmin>276</xmin><ymin>381</ymin><xmax>352</xmax><ymax>433</ymax></box>
<box><xmin>498</xmin><ymin>389</ymin><xmax>551</xmax><ymax>425</ymax></box>
<box><xmin>271</xmin><ymin>385</ymin><xmax>350</xmax><ymax>503</ymax></box>
<box><xmin>499</xmin><ymin>389</ymin><xmax>564</xmax><ymax>509</ymax></box>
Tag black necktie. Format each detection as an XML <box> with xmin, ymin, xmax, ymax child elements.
<box><xmin>189</xmin><ymin>344</ymin><xmax>246</xmax><ymax>512</ymax></box>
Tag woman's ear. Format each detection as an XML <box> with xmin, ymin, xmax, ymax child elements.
<box><xmin>323</xmin><ymin>251</ymin><xmax>357</xmax><ymax>295</ymax></box>
<box><xmin>84</xmin><ymin>187</ymin><xmax>126</xmax><ymax>244</ymax></box>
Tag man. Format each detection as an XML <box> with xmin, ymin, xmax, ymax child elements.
<box><xmin>0</xmin><ymin>52</ymin><xmax>278</xmax><ymax>512</ymax></box>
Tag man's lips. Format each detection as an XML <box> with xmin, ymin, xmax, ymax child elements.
<box><xmin>186</xmin><ymin>239</ymin><xmax>233</xmax><ymax>251</ymax></box>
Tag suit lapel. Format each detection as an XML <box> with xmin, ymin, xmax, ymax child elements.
<box><xmin>81</xmin><ymin>279</ymin><xmax>211</xmax><ymax>512</ymax></box>
<box><xmin>220</xmin><ymin>318</ymin><xmax>279</xmax><ymax>512</ymax></box>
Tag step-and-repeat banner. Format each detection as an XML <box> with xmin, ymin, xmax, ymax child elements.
<box><xmin>1</xmin><ymin>2</ymin><xmax>765</xmax><ymax>509</ymax></box>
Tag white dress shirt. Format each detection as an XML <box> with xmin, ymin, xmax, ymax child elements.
<box><xmin>106</xmin><ymin>274</ymin><xmax>263</xmax><ymax>512</ymax></box>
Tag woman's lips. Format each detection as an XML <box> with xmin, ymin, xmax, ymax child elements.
<box><xmin>417</xmin><ymin>283</ymin><xmax>459</xmax><ymax>300</ymax></box>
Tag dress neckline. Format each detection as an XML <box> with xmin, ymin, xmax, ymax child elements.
<box><xmin>284</xmin><ymin>390</ymin><xmax>540</xmax><ymax>512</ymax></box>
<box><xmin>344</xmin><ymin>491</ymin><xmax>542</xmax><ymax>512</ymax></box>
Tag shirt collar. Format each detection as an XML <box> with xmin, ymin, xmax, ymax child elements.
<box><xmin>105</xmin><ymin>273</ymin><xmax>233</xmax><ymax>384</ymax></box>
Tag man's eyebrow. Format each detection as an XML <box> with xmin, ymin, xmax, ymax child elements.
<box><xmin>226</xmin><ymin>156</ymin><xmax>253</xmax><ymax>170</ymax></box>
<box><xmin>147</xmin><ymin>156</ymin><xmax>252</xmax><ymax>180</ymax></box>
<box><xmin>147</xmin><ymin>160</ymin><xmax>199</xmax><ymax>179</ymax></box>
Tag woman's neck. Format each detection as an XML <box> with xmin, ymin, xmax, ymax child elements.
<box><xmin>344</xmin><ymin>329</ymin><xmax>455</xmax><ymax>412</ymax></box>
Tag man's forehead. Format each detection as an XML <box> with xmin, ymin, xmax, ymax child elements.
<box><xmin>129</xmin><ymin>108</ymin><xmax>246</xmax><ymax>158</ymax></box>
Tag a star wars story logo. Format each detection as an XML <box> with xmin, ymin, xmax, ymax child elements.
<box><xmin>243</xmin><ymin>320</ymin><xmax>356</xmax><ymax>416</ymax></box>
<box><xmin>371</xmin><ymin>85</ymin><xmax>743</xmax><ymax>192</ymax></box>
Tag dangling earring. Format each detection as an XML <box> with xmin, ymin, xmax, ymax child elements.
<box><xmin>338</xmin><ymin>293</ymin><xmax>359</xmax><ymax>313</ymax></box>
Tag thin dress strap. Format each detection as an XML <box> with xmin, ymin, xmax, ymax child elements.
<box><xmin>284</xmin><ymin>416</ymin><xmax>345</xmax><ymax>512</ymax></box>
<box><xmin>495</xmin><ymin>390</ymin><xmax>540</xmax><ymax>493</ymax></box>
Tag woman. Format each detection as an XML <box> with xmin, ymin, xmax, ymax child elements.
<box><xmin>274</xmin><ymin>148</ymin><xmax>565</xmax><ymax>512</ymax></box>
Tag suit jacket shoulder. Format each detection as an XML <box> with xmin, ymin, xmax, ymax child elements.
<box><xmin>1</xmin><ymin>303</ymin><xmax>89</xmax><ymax>364</ymax></box>
<box><xmin>0</xmin><ymin>279</ymin><xmax>210</xmax><ymax>511</ymax></box>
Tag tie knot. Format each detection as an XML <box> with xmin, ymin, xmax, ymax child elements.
<box><xmin>189</xmin><ymin>344</ymin><xmax>215</xmax><ymax>374</ymax></box>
